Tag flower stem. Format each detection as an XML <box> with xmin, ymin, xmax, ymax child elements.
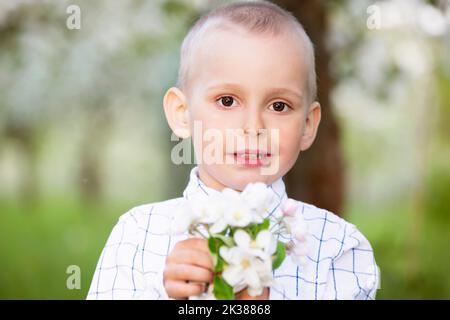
<box><xmin>190</xmin><ymin>225</ymin><xmax>210</xmax><ymax>239</ymax></box>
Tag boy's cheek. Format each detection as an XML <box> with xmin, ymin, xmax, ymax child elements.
<box><xmin>276</xmin><ymin>135</ymin><xmax>303</xmax><ymax>167</ymax></box>
<box><xmin>271</xmin><ymin>125</ymin><xmax>301</xmax><ymax>150</ymax></box>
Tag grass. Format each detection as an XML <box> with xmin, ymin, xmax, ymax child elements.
<box><xmin>0</xmin><ymin>197</ymin><xmax>127</xmax><ymax>299</ymax></box>
<box><xmin>347</xmin><ymin>200</ymin><xmax>450</xmax><ymax>299</ymax></box>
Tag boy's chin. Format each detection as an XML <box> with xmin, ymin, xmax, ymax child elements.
<box><xmin>214</xmin><ymin>166</ymin><xmax>279</xmax><ymax>191</ymax></box>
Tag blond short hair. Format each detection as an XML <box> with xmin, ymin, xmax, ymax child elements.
<box><xmin>176</xmin><ymin>0</ymin><xmax>317</xmax><ymax>104</ymax></box>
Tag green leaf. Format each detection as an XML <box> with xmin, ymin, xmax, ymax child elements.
<box><xmin>211</xmin><ymin>234</ymin><xmax>234</xmax><ymax>247</ymax></box>
<box><xmin>247</xmin><ymin>219</ymin><xmax>270</xmax><ymax>239</ymax></box>
<box><xmin>214</xmin><ymin>254</ymin><xmax>225</xmax><ymax>273</ymax></box>
<box><xmin>248</xmin><ymin>224</ymin><xmax>258</xmax><ymax>239</ymax></box>
<box><xmin>211</xmin><ymin>252</ymin><xmax>218</xmax><ymax>267</ymax></box>
<box><xmin>260</xmin><ymin>218</ymin><xmax>270</xmax><ymax>230</ymax></box>
<box><xmin>208</xmin><ymin>237</ymin><xmax>222</xmax><ymax>254</ymax></box>
<box><xmin>272</xmin><ymin>241</ymin><xmax>286</xmax><ymax>270</ymax></box>
<box><xmin>213</xmin><ymin>276</ymin><xmax>234</xmax><ymax>300</ymax></box>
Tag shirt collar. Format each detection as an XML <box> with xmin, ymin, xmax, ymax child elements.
<box><xmin>182</xmin><ymin>166</ymin><xmax>288</xmax><ymax>220</ymax></box>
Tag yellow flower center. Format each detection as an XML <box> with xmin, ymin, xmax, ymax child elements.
<box><xmin>241</xmin><ymin>259</ymin><xmax>250</xmax><ymax>269</ymax></box>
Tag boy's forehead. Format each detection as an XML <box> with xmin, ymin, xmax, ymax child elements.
<box><xmin>195</xmin><ymin>24</ymin><xmax>306</xmax><ymax>61</ymax></box>
<box><xmin>189</xmin><ymin>25</ymin><xmax>308</xmax><ymax>92</ymax></box>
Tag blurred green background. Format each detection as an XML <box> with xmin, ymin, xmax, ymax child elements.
<box><xmin>0</xmin><ymin>0</ymin><xmax>449</xmax><ymax>299</ymax></box>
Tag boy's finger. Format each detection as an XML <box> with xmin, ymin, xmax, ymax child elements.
<box><xmin>164</xmin><ymin>280</ymin><xmax>206</xmax><ymax>299</ymax></box>
<box><xmin>175</xmin><ymin>238</ymin><xmax>210</xmax><ymax>253</ymax></box>
<box><xmin>235</xmin><ymin>287</ymin><xmax>270</xmax><ymax>300</ymax></box>
<box><xmin>168</xmin><ymin>248</ymin><xmax>214</xmax><ymax>270</ymax></box>
<box><xmin>164</xmin><ymin>263</ymin><xmax>214</xmax><ymax>283</ymax></box>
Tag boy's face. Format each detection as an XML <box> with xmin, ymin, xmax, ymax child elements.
<box><xmin>164</xmin><ymin>26</ymin><xmax>321</xmax><ymax>192</ymax></box>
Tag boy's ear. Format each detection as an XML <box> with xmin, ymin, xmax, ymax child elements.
<box><xmin>163</xmin><ymin>87</ymin><xmax>191</xmax><ymax>139</ymax></box>
<box><xmin>300</xmin><ymin>101</ymin><xmax>321</xmax><ymax>151</ymax></box>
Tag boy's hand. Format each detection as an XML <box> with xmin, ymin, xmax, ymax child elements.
<box><xmin>235</xmin><ymin>287</ymin><xmax>270</xmax><ymax>300</ymax></box>
<box><xmin>163</xmin><ymin>238</ymin><xmax>214</xmax><ymax>299</ymax></box>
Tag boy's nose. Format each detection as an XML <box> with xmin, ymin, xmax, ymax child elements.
<box><xmin>243</xmin><ymin>110</ymin><xmax>265</xmax><ymax>136</ymax></box>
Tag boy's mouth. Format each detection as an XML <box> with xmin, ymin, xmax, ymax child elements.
<box><xmin>231</xmin><ymin>149</ymin><xmax>271</xmax><ymax>167</ymax></box>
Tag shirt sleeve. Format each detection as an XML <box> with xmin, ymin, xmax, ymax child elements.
<box><xmin>322</xmin><ymin>224</ymin><xmax>379</xmax><ymax>300</ymax></box>
<box><xmin>86</xmin><ymin>208</ymin><xmax>170</xmax><ymax>300</ymax></box>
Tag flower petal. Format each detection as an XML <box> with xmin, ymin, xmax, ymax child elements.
<box><xmin>293</xmin><ymin>244</ymin><xmax>309</xmax><ymax>256</ymax></box>
<box><xmin>256</xmin><ymin>230</ymin><xmax>271</xmax><ymax>249</ymax></box>
<box><xmin>244</xmin><ymin>266</ymin><xmax>261</xmax><ymax>290</ymax></box>
<box><xmin>293</xmin><ymin>222</ymin><xmax>308</xmax><ymax>242</ymax></box>
<box><xmin>281</xmin><ymin>198</ymin><xmax>298</xmax><ymax>217</ymax></box>
<box><xmin>247</xmin><ymin>285</ymin><xmax>264</xmax><ymax>297</ymax></box>
<box><xmin>234</xmin><ymin>229</ymin><xmax>251</xmax><ymax>249</ymax></box>
<box><xmin>222</xmin><ymin>265</ymin><xmax>244</xmax><ymax>287</ymax></box>
<box><xmin>210</xmin><ymin>218</ymin><xmax>228</xmax><ymax>234</ymax></box>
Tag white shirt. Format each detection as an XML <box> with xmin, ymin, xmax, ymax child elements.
<box><xmin>87</xmin><ymin>166</ymin><xmax>379</xmax><ymax>300</ymax></box>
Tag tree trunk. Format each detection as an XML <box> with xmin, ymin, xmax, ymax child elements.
<box><xmin>78</xmin><ymin>103</ymin><xmax>111</xmax><ymax>204</ymax></box>
<box><xmin>273</xmin><ymin>0</ymin><xmax>344</xmax><ymax>215</ymax></box>
<box><xmin>4</xmin><ymin>122</ymin><xmax>39</xmax><ymax>204</ymax></box>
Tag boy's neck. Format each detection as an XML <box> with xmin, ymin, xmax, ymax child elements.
<box><xmin>197</xmin><ymin>166</ymin><xmax>235</xmax><ymax>192</ymax></box>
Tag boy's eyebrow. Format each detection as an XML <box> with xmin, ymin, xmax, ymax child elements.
<box><xmin>205</xmin><ymin>82</ymin><xmax>303</xmax><ymax>100</ymax></box>
<box><xmin>267</xmin><ymin>87</ymin><xmax>304</xmax><ymax>101</ymax></box>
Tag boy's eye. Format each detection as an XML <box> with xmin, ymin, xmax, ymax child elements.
<box><xmin>270</xmin><ymin>101</ymin><xmax>289</xmax><ymax>112</ymax></box>
<box><xmin>218</xmin><ymin>96</ymin><xmax>235</xmax><ymax>107</ymax></box>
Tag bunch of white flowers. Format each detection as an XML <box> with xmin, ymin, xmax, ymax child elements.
<box><xmin>169</xmin><ymin>183</ymin><xmax>309</xmax><ymax>300</ymax></box>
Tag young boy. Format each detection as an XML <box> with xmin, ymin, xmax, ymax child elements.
<box><xmin>87</xmin><ymin>0</ymin><xmax>379</xmax><ymax>300</ymax></box>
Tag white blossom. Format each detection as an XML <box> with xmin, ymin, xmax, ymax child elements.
<box><xmin>281</xmin><ymin>198</ymin><xmax>298</xmax><ymax>217</ymax></box>
<box><xmin>173</xmin><ymin>185</ymin><xmax>311</xmax><ymax>298</ymax></box>
<box><xmin>223</xmin><ymin>201</ymin><xmax>254</xmax><ymax>229</ymax></box>
<box><xmin>220</xmin><ymin>245</ymin><xmax>273</xmax><ymax>297</ymax></box>
<box><xmin>242</xmin><ymin>182</ymin><xmax>275</xmax><ymax>222</ymax></box>
<box><xmin>168</xmin><ymin>205</ymin><xmax>193</xmax><ymax>235</ymax></box>
<box><xmin>191</xmin><ymin>196</ymin><xmax>224</xmax><ymax>225</ymax></box>
<box><xmin>280</xmin><ymin>198</ymin><xmax>310</xmax><ymax>267</ymax></box>
<box><xmin>233</xmin><ymin>229</ymin><xmax>277</xmax><ymax>260</ymax></box>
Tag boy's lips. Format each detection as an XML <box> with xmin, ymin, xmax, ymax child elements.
<box><xmin>230</xmin><ymin>149</ymin><xmax>272</xmax><ymax>168</ymax></box>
